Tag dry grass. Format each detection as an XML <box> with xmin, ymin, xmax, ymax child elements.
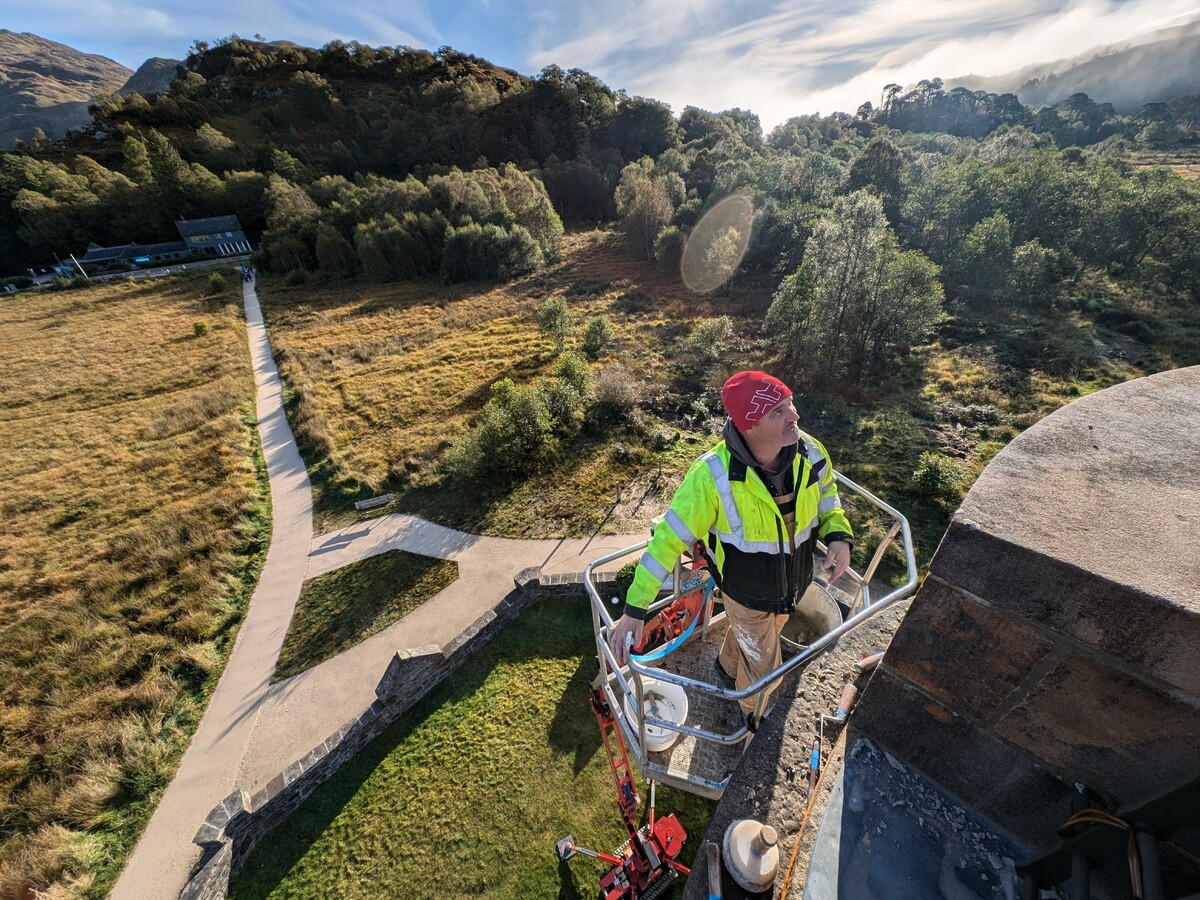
<box><xmin>261</xmin><ymin>227</ymin><xmax>744</xmax><ymax>534</ymax></box>
<box><xmin>0</xmin><ymin>272</ymin><xmax>269</xmax><ymax>898</ymax></box>
<box><xmin>261</xmin><ymin>226</ymin><xmax>1198</xmax><ymax>580</ymax></box>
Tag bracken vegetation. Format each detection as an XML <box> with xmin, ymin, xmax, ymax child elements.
<box><xmin>0</xmin><ymin>271</ymin><xmax>268</xmax><ymax>897</ymax></box>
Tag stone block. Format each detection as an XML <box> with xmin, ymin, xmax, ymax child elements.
<box><xmin>192</xmin><ymin>820</ymin><xmax>222</xmax><ymax>846</ymax></box>
<box><xmin>993</xmin><ymin>653</ymin><xmax>1200</xmax><ymax>807</ymax></box>
<box><xmin>884</xmin><ymin>577</ymin><xmax>1056</xmax><ymax>723</ymax></box>
<box><xmin>931</xmin><ymin>524</ymin><xmax>1200</xmax><ymax>695</ymax></box>
<box><xmin>514</xmin><ymin>565</ymin><xmax>540</xmax><ymax>589</ymax></box>
<box><xmin>853</xmin><ymin>667</ymin><xmax>1073</xmax><ymax>848</ymax></box>
<box><xmin>204</xmin><ymin>798</ymin><xmax>233</xmax><ymax>831</ymax></box>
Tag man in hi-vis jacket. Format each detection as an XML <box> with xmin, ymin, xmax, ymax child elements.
<box><xmin>608</xmin><ymin>371</ymin><xmax>853</xmax><ymax>730</ymax></box>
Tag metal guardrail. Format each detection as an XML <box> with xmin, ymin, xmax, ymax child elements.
<box><xmin>583</xmin><ymin>471</ymin><xmax>919</xmax><ymax>798</ymax></box>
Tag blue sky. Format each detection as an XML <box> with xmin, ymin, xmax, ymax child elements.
<box><xmin>5</xmin><ymin>0</ymin><xmax>1198</xmax><ymax>127</ymax></box>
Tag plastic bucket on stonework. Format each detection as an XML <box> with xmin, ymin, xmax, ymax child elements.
<box><xmin>624</xmin><ymin>676</ymin><xmax>689</xmax><ymax>752</ymax></box>
<box><xmin>780</xmin><ymin>580</ymin><xmax>844</xmax><ymax>653</ymax></box>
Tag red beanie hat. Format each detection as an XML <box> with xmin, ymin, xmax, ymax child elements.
<box><xmin>721</xmin><ymin>370</ymin><xmax>793</xmax><ymax>432</ymax></box>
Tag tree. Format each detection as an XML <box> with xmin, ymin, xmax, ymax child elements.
<box><xmin>766</xmin><ymin>190</ymin><xmax>943</xmax><ymax>382</ymax></box>
<box><xmin>953</xmin><ymin>212</ymin><xmax>1012</xmax><ymax>291</ymax></box>
<box><xmin>315</xmin><ymin>224</ymin><xmax>358</xmax><ymax>274</ymax></box>
<box><xmin>802</xmin><ymin>190</ymin><xmax>891</xmax><ymax>378</ymax></box>
<box><xmin>537</xmin><ymin>296</ymin><xmax>575</xmax><ymax>352</ymax></box>
<box><xmin>763</xmin><ymin>264</ymin><xmax>818</xmax><ymax>374</ymax></box>
<box><xmin>582</xmin><ymin>315</ymin><xmax>616</xmax><ymax>358</ymax></box>
<box><xmin>847</xmin><ymin>137</ymin><xmax>904</xmax><ymax>221</ymax></box>
<box><xmin>622</xmin><ymin>178</ymin><xmax>672</xmax><ymax>260</ymax></box>
<box><xmin>696</xmin><ymin>225</ymin><xmax>745</xmax><ymax>293</ymax></box>
<box><xmin>1007</xmin><ymin>240</ymin><xmax>1060</xmax><ymax>308</ymax></box>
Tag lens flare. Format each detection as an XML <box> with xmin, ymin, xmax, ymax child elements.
<box><xmin>680</xmin><ymin>193</ymin><xmax>755</xmax><ymax>294</ymax></box>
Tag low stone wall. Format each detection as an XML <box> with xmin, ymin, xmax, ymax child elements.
<box><xmin>180</xmin><ymin>568</ymin><xmax>609</xmax><ymax>899</ymax></box>
<box><xmin>853</xmin><ymin>367</ymin><xmax>1200</xmax><ymax>867</ymax></box>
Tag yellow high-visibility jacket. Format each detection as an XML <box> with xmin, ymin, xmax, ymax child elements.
<box><xmin>625</xmin><ymin>432</ymin><xmax>852</xmax><ymax>618</ymax></box>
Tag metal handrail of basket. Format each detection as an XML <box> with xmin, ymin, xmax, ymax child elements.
<box><xmin>583</xmin><ymin>471</ymin><xmax>920</xmax><ymax>798</ymax></box>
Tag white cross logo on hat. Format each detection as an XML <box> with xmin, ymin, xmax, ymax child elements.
<box><xmin>748</xmin><ymin>381</ymin><xmax>783</xmax><ymax>419</ymax></box>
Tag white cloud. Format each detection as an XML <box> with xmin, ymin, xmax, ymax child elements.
<box><xmin>529</xmin><ymin>0</ymin><xmax>1200</xmax><ymax>128</ymax></box>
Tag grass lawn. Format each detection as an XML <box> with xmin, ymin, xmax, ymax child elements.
<box><xmin>0</xmin><ymin>271</ymin><xmax>269</xmax><ymax>898</ymax></box>
<box><xmin>231</xmin><ymin>597</ymin><xmax>715</xmax><ymax>899</ymax></box>
<box><xmin>275</xmin><ymin>550</ymin><xmax>459</xmax><ymax>679</ymax></box>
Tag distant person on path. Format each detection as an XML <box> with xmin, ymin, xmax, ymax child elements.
<box><xmin>608</xmin><ymin>370</ymin><xmax>853</xmax><ymax>729</ymax></box>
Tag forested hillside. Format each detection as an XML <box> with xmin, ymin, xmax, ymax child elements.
<box><xmin>5</xmin><ymin>33</ymin><xmax>1200</xmax><ymax>284</ymax></box>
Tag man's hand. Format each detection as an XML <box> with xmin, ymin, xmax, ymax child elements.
<box><xmin>608</xmin><ymin>614</ymin><xmax>645</xmax><ymax>667</ymax></box>
<box><xmin>822</xmin><ymin>540</ymin><xmax>851</xmax><ymax>581</ymax></box>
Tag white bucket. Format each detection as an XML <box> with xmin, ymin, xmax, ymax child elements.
<box><xmin>780</xmin><ymin>580</ymin><xmax>844</xmax><ymax>652</ymax></box>
<box><xmin>624</xmin><ymin>676</ymin><xmax>689</xmax><ymax>752</ymax></box>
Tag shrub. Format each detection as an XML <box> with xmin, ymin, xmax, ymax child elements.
<box><xmin>687</xmin><ymin>316</ymin><xmax>735</xmax><ymax>361</ymax></box>
<box><xmin>593</xmin><ymin>364</ymin><xmax>639</xmax><ymax>424</ymax></box>
<box><xmin>653</xmin><ymin>225</ymin><xmax>687</xmax><ymax>271</ymax></box>
<box><xmin>69</xmin><ymin>275</ymin><xmax>89</xmax><ymax>289</ymax></box>
<box><xmin>537</xmin><ymin>296</ymin><xmax>575</xmax><ymax>352</ymax></box>
<box><xmin>443</xmin><ymin>379</ymin><xmax>552</xmax><ymax>480</ymax></box>
<box><xmin>540</xmin><ymin>380</ymin><xmax>584</xmax><ymax>438</ymax></box>
<box><xmin>285</xmin><ymin>269</ymin><xmax>309</xmax><ymax>286</ymax></box>
<box><xmin>193</xmin><ymin>320</ymin><xmax>210</xmax><ymax>337</ymax></box>
<box><xmin>673</xmin><ymin>198</ymin><xmax>703</xmax><ymax>229</ymax></box>
<box><xmin>581</xmin><ymin>315</ymin><xmax>616</xmax><ymax>359</ymax></box>
<box><xmin>441</xmin><ymin>222</ymin><xmax>543</xmax><ymax>283</ymax></box>
<box><xmin>49</xmin><ymin>276</ymin><xmax>71</xmax><ymax>290</ymax></box>
<box><xmin>613</xmin><ymin>561</ymin><xmax>638</xmax><ymax>603</ymax></box>
<box><xmin>207</xmin><ymin>273</ymin><xmax>227</xmax><ymax>296</ymax></box>
<box><xmin>555</xmin><ymin>351</ymin><xmax>594</xmax><ymax>399</ymax></box>
<box><xmin>911</xmin><ymin>451</ymin><xmax>964</xmax><ymax>502</ymax></box>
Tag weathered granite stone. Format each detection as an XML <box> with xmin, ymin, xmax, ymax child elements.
<box><xmin>884</xmin><ymin>577</ymin><xmax>1056</xmax><ymax>723</ymax></box>
<box><xmin>994</xmin><ymin>652</ymin><xmax>1200</xmax><ymax>805</ymax></box>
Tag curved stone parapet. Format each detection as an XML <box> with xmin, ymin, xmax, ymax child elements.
<box><xmin>854</xmin><ymin>365</ymin><xmax>1200</xmax><ymax>855</ymax></box>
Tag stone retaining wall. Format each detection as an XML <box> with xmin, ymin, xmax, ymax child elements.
<box><xmin>180</xmin><ymin>568</ymin><xmax>608</xmax><ymax>899</ymax></box>
<box><xmin>853</xmin><ymin>367</ymin><xmax>1200</xmax><ymax>870</ymax></box>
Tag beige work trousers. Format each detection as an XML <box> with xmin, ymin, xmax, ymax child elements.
<box><xmin>718</xmin><ymin>594</ymin><xmax>791</xmax><ymax>718</ymax></box>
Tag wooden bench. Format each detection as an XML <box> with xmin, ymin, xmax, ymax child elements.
<box><xmin>353</xmin><ymin>494</ymin><xmax>394</xmax><ymax>513</ymax></box>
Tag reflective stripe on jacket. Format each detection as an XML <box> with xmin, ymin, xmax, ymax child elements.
<box><xmin>625</xmin><ymin>432</ymin><xmax>852</xmax><ymax>618</ymax></box>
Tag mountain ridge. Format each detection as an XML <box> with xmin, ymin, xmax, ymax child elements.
<box><xmin>0</xmin><ymin>29</ymin><xmax>133</xmax><ymax>146</ymax></box>
<box><xmin>946</xmin><ymin>18</ymin><xmax>1200</xmax><ymax>111</ymax></box>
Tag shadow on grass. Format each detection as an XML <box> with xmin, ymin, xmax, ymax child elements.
<box><xmin>230</xmin><ymin>597</ymin><xmax>622</xmax><ymax>900</ymax></box>
<box><xmin>548</xmin><ymin>654</ymin><xmax>604</xmax><ymax>775</ymax></box>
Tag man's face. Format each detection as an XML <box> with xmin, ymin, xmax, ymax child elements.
<box><xmin>747</xmin><ymin>397</ymin><xmax>800</xmax><ymax>450</ymax></box>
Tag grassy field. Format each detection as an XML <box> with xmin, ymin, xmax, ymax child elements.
<box><xmin>275</xmin><ymin>550</ymin><xmax>460</xmax><ymax>679</ymax></box>
<box><xmin>261</xmin><ymin>228</ymin><xmax>763</xmax><ymax>536</ymax></box>
<box><xmin>231</xmin><ymin>596</ymin><xmax>716</xmax><ymax>899</ymax></box>
<box><xmin>0</xmin><ymin>271</ymin><xmax>269</xmax><ymax>898</ymax></box>
<box><xmin>259</xmin><ymin>227</ymin><xmax>1199</xmax><ymax>575</ymax></box>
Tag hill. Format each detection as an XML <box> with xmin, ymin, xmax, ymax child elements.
<box><xmin>0</xmin><ymin>29</ymin><xmax>132</xmax><ymax>147</ymax></box>
<box><xmin>120</xmin><ymin>56</ymin><xmax>181</xmax><ymax>97</ymax></box>
<box><xmin>947</xmin><ymin>17</ymin><xmax>1200</xmax><ymax>111</ymax></box>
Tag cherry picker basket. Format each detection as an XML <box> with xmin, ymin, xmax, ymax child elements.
<box><xmin>584</xmin><ymin>471</ymin><xmax>919</xmax><ymax>799</ymax></box>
